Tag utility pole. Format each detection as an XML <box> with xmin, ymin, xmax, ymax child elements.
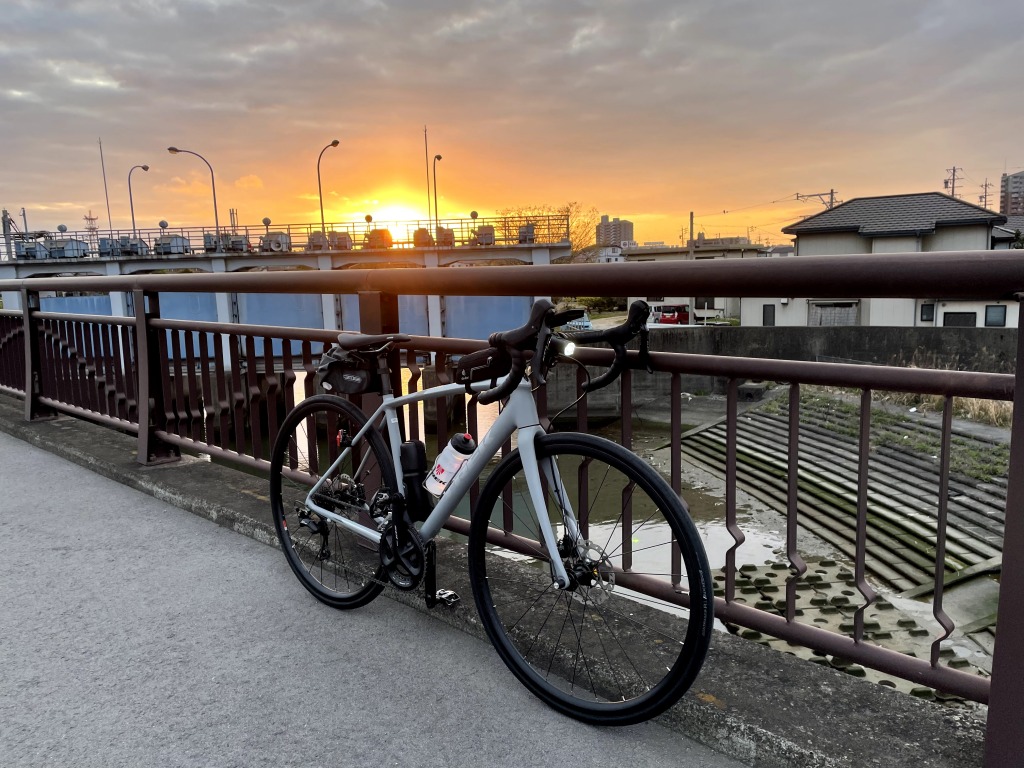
<box><xmin>980</xmin><ymin>178</ymin><xmax>994</xmax><ymax>209</ymax></box>
<box><xmin>944</xmin><ymin>166</ymin><xmax>962</xmax><ymax>198</ymax></box>
<box><xmin>796</xmin><ymin>189</ymin><xmax>839</xmax><ymax>209</ymax></box>
<box><xmin>688</xmin><ymin>211</ymin><xmax>695</xmax><ymax>257</ymax></box>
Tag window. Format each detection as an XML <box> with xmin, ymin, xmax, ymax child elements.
<box><xmin>694</xmin><ymin>297</ymin><xmax>715</xmax><ymax>309</ymax></box>
<box><xmin>762</xmin><ymin>304</ymin><xmax>776</xmax><ymax>327</ymax></box>
<box><xmin>942</xmin><ymin>312</ymin><xmax>977</xmax><ymax>328</ymax></box>
<box><xmin>985</xmin><ymin>305</ymin><xmax>1007</xmax><ymax>327</ymax></box>
<box><xmin>920</xmin><ymin>303</ymin><xmax>935</xmax><ymax>322</ymax></box>
<box><xmin>647</xmin><ymin>297</ymin><xmax>665</xmax><ymax>303</ymax></box>
<box><xmin>808</xmin><ymin>302</ymin><xmax>859</xmax><ymax>326</ymax></box>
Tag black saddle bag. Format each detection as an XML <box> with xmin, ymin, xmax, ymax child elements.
<box><xmin>316</xmin><ymin>346</ymin><xmax>381</xmax><ymax>395</ymax></box>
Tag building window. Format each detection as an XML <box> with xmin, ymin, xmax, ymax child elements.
<box><xmin>763</xmin><ymin>304</ymin><xmax>776</xmax><ymax>327</ymax></box>
<box><xmin>985</xmin><ymin>305</ymin><xmax>1007</xmax><ymax>327</ymax></box>
<box><xmin>942</xmin><ymin>312</ymin><xmax>977</xmax><ymax>327</ymax></box>
<box><xmin>808</xmin><ymin>302</ymin><xmax>859</xmax><ymax>326</ymax></box>
<box><xmin>694</xmin><ymin>296</ymin><xmax>715</xmax><ymax>309</ymax></box>
<box><xmin>647</xmin><ymin>297</ymin><xmax>665</xmax><ymax>303</ymax></box>
<box><xmin>920</xmin><ymin>303</ymin><xmax>935</xmax><ymax>322</ymax></box>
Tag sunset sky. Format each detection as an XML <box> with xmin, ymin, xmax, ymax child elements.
<box><xmin>2</xmin><ymin>0</ymin><xmax>1022</xmax><ymax>247</ymax></box>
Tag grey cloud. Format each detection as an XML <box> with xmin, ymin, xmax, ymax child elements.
<box><xmin>2</xmin><ymin>0</ymin><xmax>1022</xmax><ymax>232</ymax></box>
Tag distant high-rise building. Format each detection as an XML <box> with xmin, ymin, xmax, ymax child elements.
<box><xmin>1000</xmin><ymin>171</ymin><xmax>1024</xmax><ymax>216</ymax></box>
<box><xmin>596</xmin><ymin>215</ymin><xmax>634</xmax><ymax>247</ymax></box>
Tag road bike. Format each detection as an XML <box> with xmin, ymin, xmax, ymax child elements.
<box><xmin>269</xmin><ymin>299</ymin><xmax>713</xmax><ymax>725</ymax></box>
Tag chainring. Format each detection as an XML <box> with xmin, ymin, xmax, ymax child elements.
<box><xmin>378</xmin><ymin>522</ymin><xmax>426</xmax><ymax>591</ymax></box>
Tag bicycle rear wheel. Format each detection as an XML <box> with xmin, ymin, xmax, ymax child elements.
<box><xmin>270</xmin><ymin>395</ymin><xmax>396</xmax><ymax>609</ymax></box>
<box><xmin>468</xmin><ymin>433</ymin><xmax>713</xmax><ymax>725</ymax></box>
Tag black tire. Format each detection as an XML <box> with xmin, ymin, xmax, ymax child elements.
<box><xmin>270</xmin><ymin>395</ymin><xmax>396</xmax><ymax>609</ymax></box>
<box><xmin>468</xmin><ymin>433</ymin><xmax>713</xmax><ymax>725</ymax></box>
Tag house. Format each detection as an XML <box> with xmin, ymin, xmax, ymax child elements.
<box><xmin>739</xmin><ymin>192</ymin><xmax>1015</xmax><ymax>328</ymax></box>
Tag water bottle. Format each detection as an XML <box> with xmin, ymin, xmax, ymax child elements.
<box><xmin>424</xmin><ymin>433</ymin><xmax>477</xmax><ymax>498</ymax></box>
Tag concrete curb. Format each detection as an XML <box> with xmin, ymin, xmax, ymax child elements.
<box><xmin>0</xmin><ymin>395</ymin><xmax>987</xmax><ymax>767</ymax></box>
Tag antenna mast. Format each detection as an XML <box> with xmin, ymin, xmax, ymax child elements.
<box><xmin>98</xmin><ymin>138</ymin><xmax>113</xmax><ymax>232</ymax></box>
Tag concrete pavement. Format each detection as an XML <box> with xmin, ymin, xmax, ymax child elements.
<box><xmin>0</xmin><ymin>430</ymin><xmax>748</xmax><ymax>768</ymax></box>
<box><xmin>0</xmin><ymin>396</ymin><xmax>989</xmax><ymax>767</ymax></box>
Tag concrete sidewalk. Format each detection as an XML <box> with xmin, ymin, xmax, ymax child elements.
<box><xmin>0</xmin><ymin>395</ymin><xmax>988</xmax><ymax>767</ymax></box>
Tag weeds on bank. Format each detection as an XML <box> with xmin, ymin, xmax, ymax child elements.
<box><xmin>758</xmin><ymin>384</ymin><xmax>1011</xmax><ymax>483</ymax></box>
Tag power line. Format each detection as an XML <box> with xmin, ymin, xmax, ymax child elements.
<box><xmin>694</xmin><ymin>193</ymin><xmax>799</xmax><ymax>218</ymax></box>
<box><xmin>796</xmin><ymin>189</ymin><xmax>840</xmax><ymax>209</ymax></box>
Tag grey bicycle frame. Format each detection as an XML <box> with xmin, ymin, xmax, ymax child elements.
<box><xmin>302</xmin><ymin>375</ymin><xmax>579</xmax><ymax>588</ymax></box>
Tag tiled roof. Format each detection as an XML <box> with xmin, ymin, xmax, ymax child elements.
<box><xmin>782</xmin><ymin>192</ymin><xmax>1006</xmax><ymax>236</ymax></box>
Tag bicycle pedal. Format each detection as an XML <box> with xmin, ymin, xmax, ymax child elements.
<box><xmin>435</xmin><ymin>589</ymin><xmax>460</xmax><ymax>607</ymax></box>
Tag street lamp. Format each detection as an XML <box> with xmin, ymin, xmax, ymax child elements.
<box><xmin>432</xmin><ymin>154</ymin><xmax>442</xmax><ymax>241</ymax></box>
<box><xmin>128</xmin><ymin>164</ymin><xmax>149</xmax><ymax>239</ymax></box>
<box><xmin>167</xmin><ymin>146</ymin><xmax>220</xmax><ymax>252</ymax></box>
<box><xmin>317</xmin><ymin>139</ymin><xmax>340</xmax><ymax>238</ymax></box>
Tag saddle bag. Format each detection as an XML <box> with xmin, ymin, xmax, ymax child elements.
<box><xmin>316</xmin><ymin>346</ymin><xmax>381</xmax><ymax>395</ymax></box>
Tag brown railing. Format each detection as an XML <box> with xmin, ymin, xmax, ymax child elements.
<box><xmin>0</xmin><ymin>253</ymin><xmax>1021</xmax><ymax>765</ymax></box>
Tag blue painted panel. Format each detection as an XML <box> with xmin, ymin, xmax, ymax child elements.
<box><xmin>339</xmin><ymin>294</ymin><xmax>360</xmax><ymax>332</ymax></box>
<box><xmin>237</xmin><ymin>293</ymin><xmax>324</xmax><ymax>356</ymax></box>
<box><xmin>40</xmin><ymin>295</ymin><xmax>112</xmax><ymax>315</ymax></box>
<box><xmin>399</xmin><ymin>294</ymin><xmax>428</xmax><ymax>336</ymax></box>
<box><xmin>443</xmin><ymin>295</ymin><xmax>532</xmax><ymax>340</ymax></box>
<box><xmin>155</xmin><ymin>292</ymin><xmax>219</xmax><ymax>358</ymax></box>
<box><xmin>159</xmin><ymin>292</ymin><xmax>218</xmax><ymax>322</ymax></box>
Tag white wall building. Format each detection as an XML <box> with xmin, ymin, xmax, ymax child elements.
<box><xmin>739</xmin><ymin>192</ymin><xmax>1015</xmax><ymax>329</ymax></box>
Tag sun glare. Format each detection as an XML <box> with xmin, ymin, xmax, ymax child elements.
<box><xmin>364</xmin><ymin>203</ymin><xmax>427</xmax><ymax>223</ymax></box>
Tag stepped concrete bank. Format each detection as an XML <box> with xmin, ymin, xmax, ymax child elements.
<box><xmin>0</xmin><ymin>393</ymin><xmax>988</xmax><ymax>767</ymax></box>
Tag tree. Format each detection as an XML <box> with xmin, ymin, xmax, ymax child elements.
<box><xmin>496</xmin><ymin>201</ymin><xmax>599</xmax><ymax>262</ymax></box>
<box><xmin>1012</xmin><ymin>229</ymin><xmax>1024</xmax><ymax>249</ymax></box>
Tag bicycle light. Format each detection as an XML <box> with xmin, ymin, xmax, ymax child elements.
<box><xmin>550</xmin><ymin>336</ymin><xmax>575</xmax><ymax>357</ymax></box>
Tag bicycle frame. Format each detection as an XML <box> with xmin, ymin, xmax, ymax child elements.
<box><xmin>303</xmin><ymin>375</ymin><xmax>578</xmax><ymax>588</ymax></box>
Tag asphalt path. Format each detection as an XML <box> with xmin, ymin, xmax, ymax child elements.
<box><xmin>0</xmin><ymin>430</ymin><xmax>746</xmax><ymax>768</ymax></box>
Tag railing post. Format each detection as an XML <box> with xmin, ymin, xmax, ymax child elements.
<box><xmin>133</xmin><ymin>289</ymin><xmax>180</xmax><ymax>465</ymax></box>
<box><xmin>20</xmin><ymin>288</ymin><xmax>56</xmax><ymax>421</ymax></box>
<box><xmin>357</xmin><ymin>290</ymin><xmax>403</xmax><ymax>427</ymax></box>
<box><xmin>357</xmin><ymin>290</ymin><xmax>399</xmax><ymax>336</ymax></box>
<box><xmin>985</xmin><ymin>323</ymin><xmax>1024</xmax><ymax>766</ymax></box>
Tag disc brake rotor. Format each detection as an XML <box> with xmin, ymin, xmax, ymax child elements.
<box><xmin>571</xmin><ymin>539</ymin><xmax>615</xmax><ymax>606</ymax></box>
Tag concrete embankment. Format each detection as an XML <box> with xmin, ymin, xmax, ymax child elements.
<box><xmin>0</xmin><ymin>393</ymin><xmax>988</xmax><ymax>768</ymax></box>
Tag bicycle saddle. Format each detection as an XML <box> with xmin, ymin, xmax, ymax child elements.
<box><xmin>334</xmin><ymin>332</ymin><xmax>411</xmax><ymax>351</ymax></box>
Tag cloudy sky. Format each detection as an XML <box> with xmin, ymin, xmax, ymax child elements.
<box><xmin>3</xmin><ymin>0</ymin><xmax>1021</xmax><ymax>245</ymax></box>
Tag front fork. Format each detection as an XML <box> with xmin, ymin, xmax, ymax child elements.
<box><xmin>516</xmin><ymin>426</ymin><xmax>580</xmax><ymax>590</ymax></box>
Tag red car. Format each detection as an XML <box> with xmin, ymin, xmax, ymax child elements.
<box><xmin>659</xmin><ymin>306</ymin><xmax>689</xmax><ymax>325</ymax></box>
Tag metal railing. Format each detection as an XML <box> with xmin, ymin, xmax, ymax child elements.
<box><xmin>0</xmin><ymin>253</ymin><xmax>1021</xmax><ymax>765</ymax></box>
<box><xmin>0</xmin><ymin>213</ymin><xmax>570</xmax><ymax>261</ymax></box>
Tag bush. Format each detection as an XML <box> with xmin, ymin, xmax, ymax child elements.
<box><xmin>574</xmin><ymin>296</ymin><xmax>623</xmax><ymax>313</ymax></box>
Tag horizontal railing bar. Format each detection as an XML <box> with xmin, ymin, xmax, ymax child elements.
<box><xmin>37</xmin><ymin>398</ymin><xmax>139</xmax><ymax>434</ymax></box>
<box><xmin>153</xmin><ymin>431</ymin><xmax>271</xmax><ymax>473</ymax></box>
<box><xmin>33</xmin><ymin>312</ymin><xmax>136</xmax><ymax>326</ymax></box>
<box><xmin>3</xmin><ymin>251</ymin><xmax>1024</xmax><ymax>299</ymax></box>
<box><xmin>642</xmin><ymin>350</ymin><xmax>1014</xmax><ymax>399</ymax></box>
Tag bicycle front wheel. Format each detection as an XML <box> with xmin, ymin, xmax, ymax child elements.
<box><xmin>468</xmin><ymin>433</ymin><xmax>713</xmax><ymax>725</ymax></box>
<box><xmin>270</xmin><ymin>395</ymin><xmax>396</xmax><ymax>609</ymax></box>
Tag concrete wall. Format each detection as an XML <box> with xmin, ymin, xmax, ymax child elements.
<box><xmin>546</xmin><ymin>325</ymin><xmax>1018</xmax><ymax>417</ymax></box>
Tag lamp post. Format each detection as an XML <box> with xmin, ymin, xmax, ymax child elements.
<box><xmin>317</xmin><ymin>139</ymin><xmax>340</xmax><ymax>239</ymax></box>
<box><xmin>167</xmin><ymin>146</ymin><xmax>220</xmax><ymax>252</ymax></box>
<box><xmin>128</xmin><ymin>164</ymin><xmax>149</xmax><ymax>239</ymax></box>
<box><xmin>432</xmin><ymin>154</ymin><xmax>442</xmax><ymax>241</ymax></box>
